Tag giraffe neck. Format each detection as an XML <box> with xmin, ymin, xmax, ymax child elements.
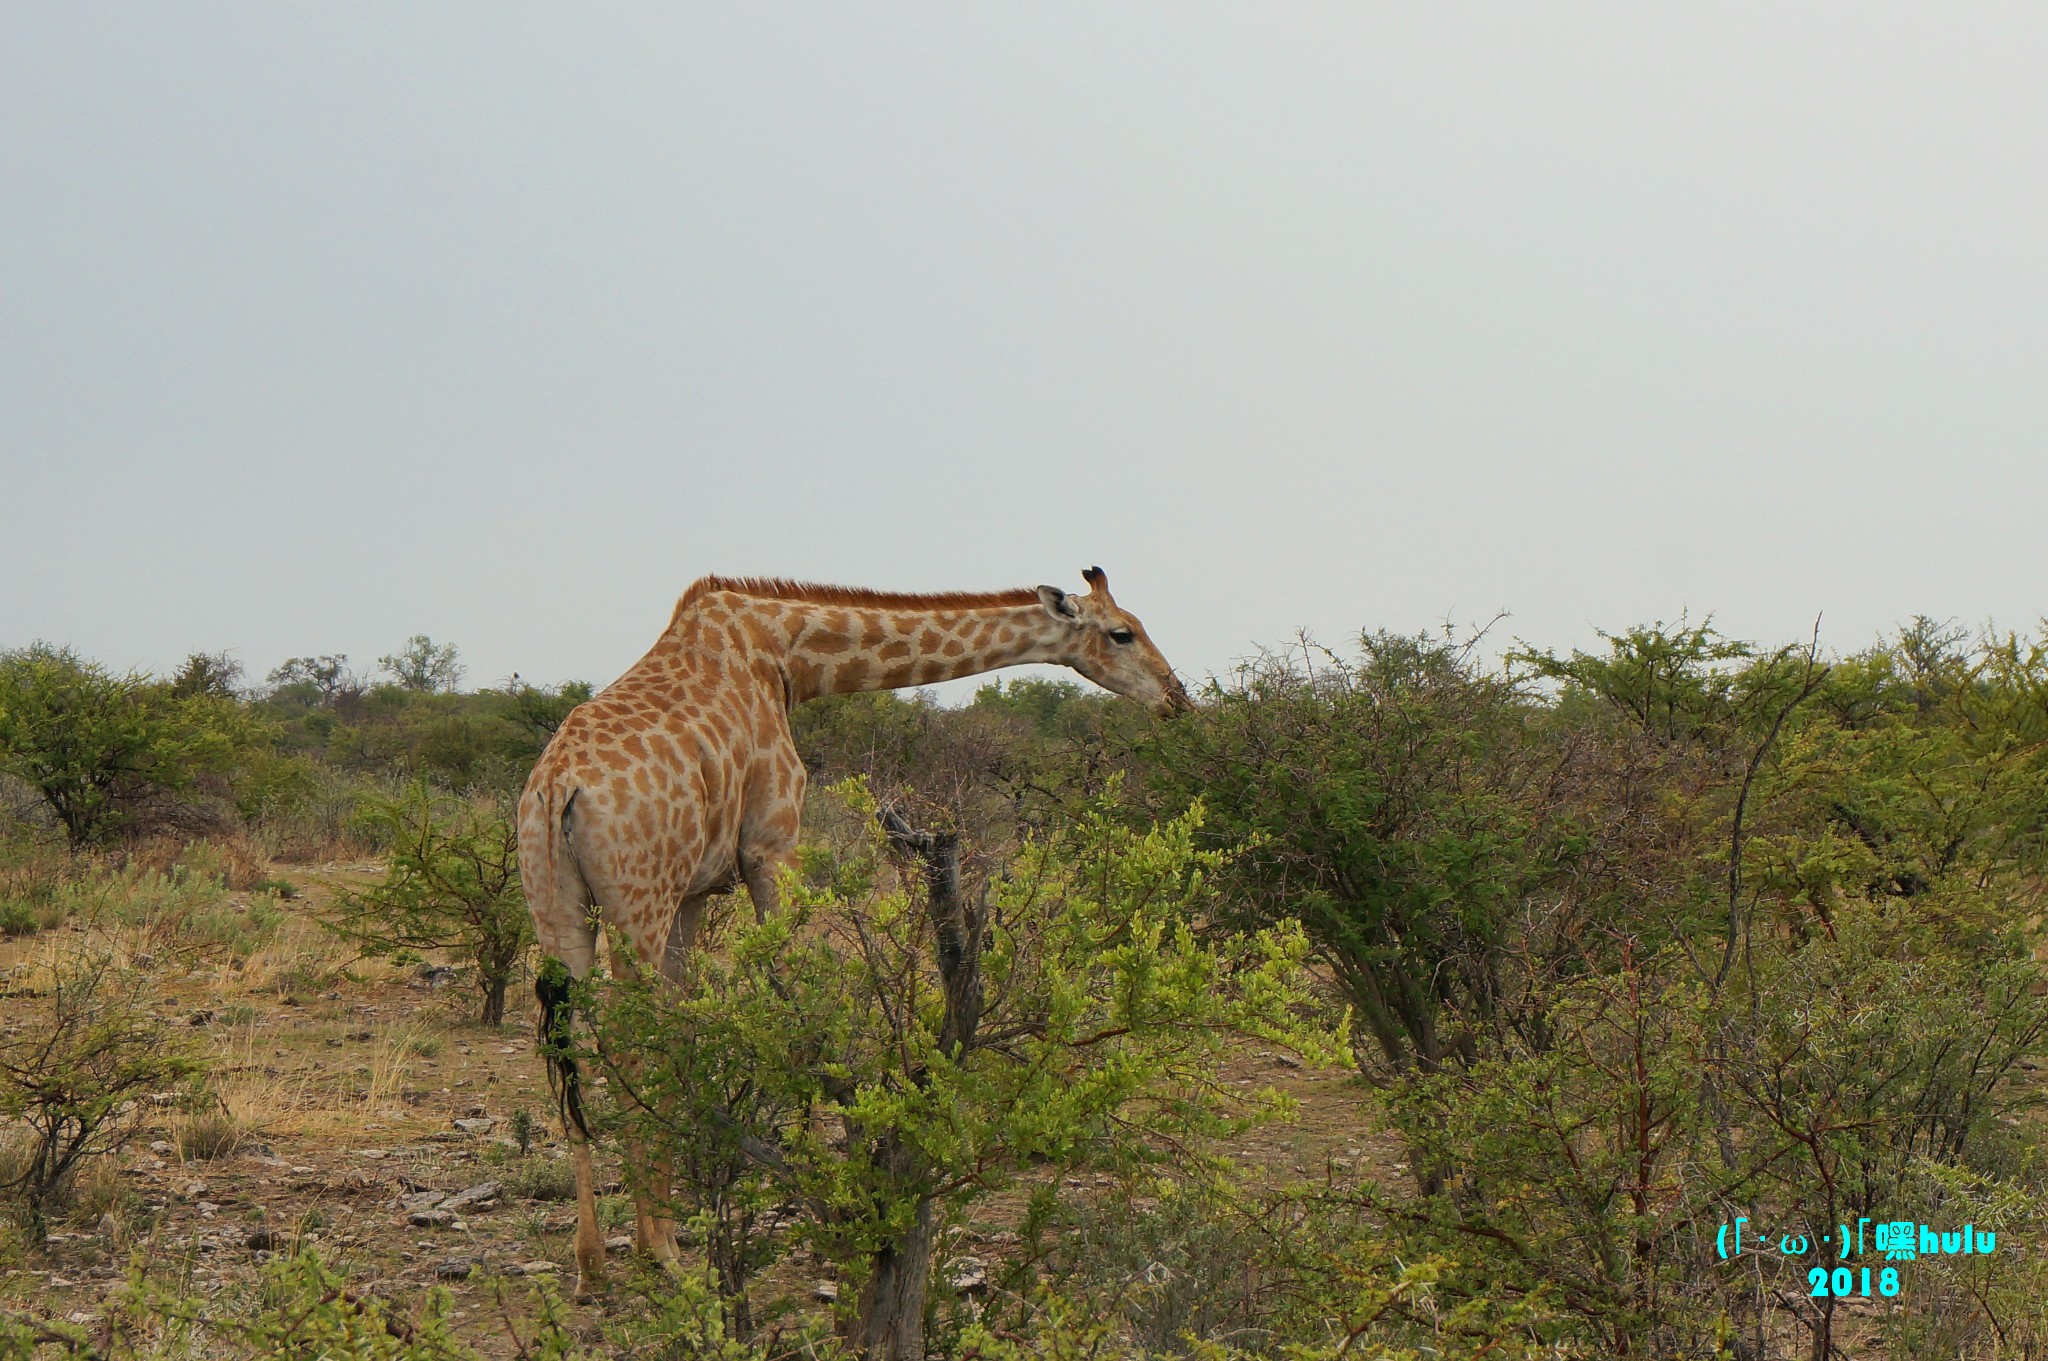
<box><xmin>753</xmin><ymin>598</ymin><xmax>1071</xmax><ymax>703</ymax></box>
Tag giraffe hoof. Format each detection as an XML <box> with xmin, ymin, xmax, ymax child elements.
<box><xmin>636</xmin><ymin>1243</ymin><xmax>688</xmax><ymax>1278</ymax></box>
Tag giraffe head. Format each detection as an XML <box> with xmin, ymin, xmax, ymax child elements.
<box><xmin>1036</xmin><ymin>567</ymin><xmax>1191</xmax><ymax>715</ymax></box>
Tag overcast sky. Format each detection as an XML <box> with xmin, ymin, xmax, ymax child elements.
<box><xmin>4</xmin><ymin>5</ymin><xmax>2045</xmax><ymax>698</ymax></box>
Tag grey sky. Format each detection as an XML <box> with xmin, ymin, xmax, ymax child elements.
<box><xmin>4</xmin><ymin>5</ymin><xmax>2044</xmax><ymax>698</ymax></box>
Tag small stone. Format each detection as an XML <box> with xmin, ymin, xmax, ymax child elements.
<box><xmin>400</xmin><ymin>1191</ymin><xmax>448</xmax><ymax>1213</ymax></box>
<box><xmin>353</xmin><ymin>1149</ymin><xmax>388</xmax><ymax>1160</ymax></box>
<box><xmin>149</xmin><ymin>1140</ymin><xmax>173</xmax><ymax>1155</ymax></box>
<box><xmin>246</xmin><ymin>1228</ymin><xmax>281</xmax><ymax>1250</ymax></box>
<box><xmin>518</xmin><ymin>1260</ymin><xmax>558</xmax><ymax>1275</ymax></box>
<box><xmin>811</xmin><ymin>1280</ymin><xmax>839</xmax><ymax>1302</ymax></box>
<box><xmin>409</xmin><ymin>1209</ymin><xmax>455</xmax><ymax>1228</ymax></box>
<box><xmin>434</xmin><ymin>1256</ymin><xmax>483</xmax><ymax>1281</ymax></box>
<box><xmin>948</xmin><ymin>1257</ymin><xmax>989</xmax><ymax>1295</ymax></box>
<box><xmin>181</xmin><ymin>1181</ymin><xmax>206</xmax><ymax>1197</ymax></box>
<box><xmin>67</xmin><ymin>1311</ymin><xmax>92</xmax><ymax>1325</ymax></box>
<box><xmin>451</xmin><ymin>1118</ymin><xmax>495</xmax><ymax>1135</ymax></box>
<box><xmin>603</xmin><ymin>1235</ymin><xmax>632</xmax><ymax>1255</ymax></box>
<box><xmin>188</xmin><ymin>1010</ymin><xmax>214</xmax><ymax>1027</ymax></box>
<box><xmin>196</xmin><ymin>1201</ymin><xmax>220</xmax><ymax>1216</ymax></box>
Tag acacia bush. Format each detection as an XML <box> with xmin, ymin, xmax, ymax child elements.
<box><xmin>328</xmin><ymin>783</ymin><xmax>530</xmax><ymax>1025</ymax></box>
<box><xmin>1133</xmin><ymin>629</ymin><xmax>1574</xmax><ymax>1076</ymax></box>
<box><xmin>0</xmin><ymin>941</ymin><xmax>203</xmax><ymax>1241</ymax></box>
<box><xmin>1086</xmin><ymin>618</ymin><xmax>2048</xmax><ymax>1359</ymax></box>
<box><xmin>589</xmin><ymin>785</ymin><xmax>1335</xmax><ymax>1358</ymax></box>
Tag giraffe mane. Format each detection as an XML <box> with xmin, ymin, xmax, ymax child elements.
<box><xmin>670</xmin><ymin>576</ymin><xmax>1042</xmax><ymax>627</ymax></box>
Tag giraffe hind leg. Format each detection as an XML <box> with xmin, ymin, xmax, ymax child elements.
<box><xmin>524</xmin><ymin>784</ymin><xmax>607</xmax><ymax>1298</ymax></box>
<box><xmin>603</xmin><ymin>912</ymin><xmax>689</xmax><ymax>1278</ymax></box>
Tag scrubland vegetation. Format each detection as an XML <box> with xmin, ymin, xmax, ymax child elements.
<box><xmin>3</xmin><ymin>617</ymin><xmax>2048</xmax><ymax>1359</ymax></box>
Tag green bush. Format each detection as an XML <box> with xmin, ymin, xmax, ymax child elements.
<box><xmin>593</xmin><ymin>786</ymin><xmax>1337</xmax><ymax>1355</ymax></box>
<box><xmin>329</xmin><ymin>783</ymin><xmax>530</xmax><ymax>1025</ymax></box>
<box><xmin>0</xmin><ymin>943</ymin><xmax>204</xmax><ymax>1240</ymax></box>
<box><xmin>1137</xmin><ymin>629</ymin><xmax>1565</xmax><ymax>1075</ymax></box>
<box><xmin>0</xmin><ymin>643</ymin><xmax>261</xmax><ymax>847</ymax></box>
<box><xmin>500</xmin><ymin>1156</ymin><xmax>576</xmax><ymax>1203</ymax></box>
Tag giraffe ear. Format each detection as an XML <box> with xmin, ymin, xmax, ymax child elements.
<box><xmin>1037</xmin><ymin>585</ymin><xmax>1081</xmax><ymax>621</ymax></box>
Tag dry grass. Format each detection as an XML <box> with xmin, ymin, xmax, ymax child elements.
<box><xmin>0</xmin><ymin>849</ymin><xmax>71</xmax><ymax>936</ymax></box>
<box><xmin>121</xmin><ymin>836</ymin><xmax>274</xmax><ymax>892</ymax></box>
<box><xmin>173</xmin><ymin>1108</ymin><xmax>246</xmax><ymax>1161</ymax></box>
<box><xmin>235</xmin><ymin>912</ymin><xmax>355</xmax><ymax>996</ymax></box>
<box><xmin>206</xmin><ymin>1024</ymin><xmax>316</xmax><ymax>1139</ymax></box>
<box><xmin>63</xmin><ymin>1157</ymin><xmax>139</xmax><ymax>1237</ymax></box>
<box><xmin>360</xmin><ymin>1019</ymin><xmax>431</xmax><ymax>1114</ymax></box>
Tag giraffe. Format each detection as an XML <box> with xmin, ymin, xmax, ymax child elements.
<box><xmin>517</xmin><ymin>567</ymin><xmax>1188</xmax><ymax>1296</ymax></box>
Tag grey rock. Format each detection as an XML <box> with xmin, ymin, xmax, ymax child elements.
<box><xmin>948</xmin><ymin>1258</ymin><xmax>989</xmax><ymax>1295</ymax></box>
<box><xmin>408</xmin><ymin>1209</ymin><xmax>455</xmax><ymax>1228</ymax></box>
<box><xmin>434</xmin><ymin>1255</ymin><xmax>483</xmax><ymax>1281</ymax></box>
<box><xmin>441</xmin><ymin>1181</ymin><xmax>501</xmax><ymax>1213</ymax></box>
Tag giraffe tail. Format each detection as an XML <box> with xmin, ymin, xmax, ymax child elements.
<box><xmin>534</xmin><ymin>786</ymin><xmax>592</xmax><ymax>1141</ymax></box>
<box><xmin>536</xmin><ymin>956</ymin><xmax>590</xmax><ymax>1140</ymax></box>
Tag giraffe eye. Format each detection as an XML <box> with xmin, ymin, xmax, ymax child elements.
<box><xmin>1109</xmin><ymin>628</ymin><xmax>1136</xmax><ymax>645</ymax></box>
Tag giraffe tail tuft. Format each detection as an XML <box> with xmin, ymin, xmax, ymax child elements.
<box><xmin>535</xmin><ymin>955</ymin><xmax>590</xmax><ymax>1140</ymax></box>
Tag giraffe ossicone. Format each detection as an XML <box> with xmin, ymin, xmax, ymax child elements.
<box><xmin>516</xmin><ymin>567</ymin><xmax>1188</xmax><ymax>1296</ymax></box>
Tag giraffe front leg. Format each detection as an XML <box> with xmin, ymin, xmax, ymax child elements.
<box><xmin>738</xmin><ymin>814</ymin><xmax>799</xmax><ymax>925</ymax></box>
<box><xmin>739</xmin><ymin>854</ymin><xmax>785</xmax><ymax>923</ymax></box>
<box><xmin>738</xmin><ymin>762</ymin><xmax>803</xmax><ymax>924</ymax></box>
